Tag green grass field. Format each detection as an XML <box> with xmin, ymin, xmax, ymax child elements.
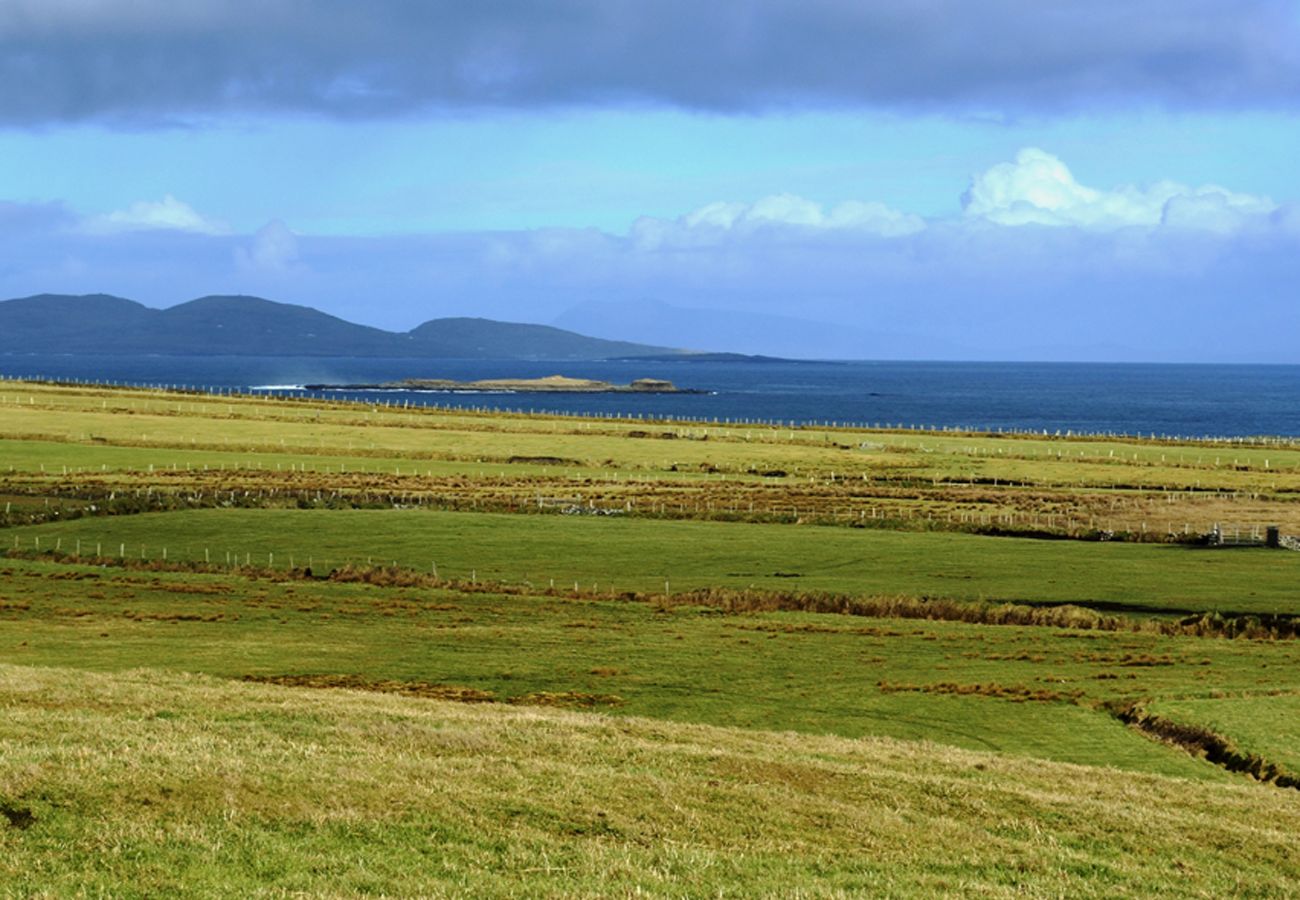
<box><xmin>5</xmin><ymin>665</ymin><xmax>1299</xmax><ymax>897</ymax></box>
<box><xmin>4</xmin><ymin>381</ymin><xmax>1300</xmax><ymax>894</ymax></box>
<box><xmin>1149</xmin><ymin>694</ymin><xmax>1300</xmax><ymax>774</ymax></box>
<box><xmin>6</xmin><ymin>379</ymin><xmax>1300</xmax><ymax>539</ymax></box>
<box><xmin>8</xmin><ymin>555</ymin><xmax>1296</xmax><ymax>778</ymax></box>
<box><xmin>11</xmin><ymin>507</ymin><xmax>1300</xmax><ymax>615</ymax></box>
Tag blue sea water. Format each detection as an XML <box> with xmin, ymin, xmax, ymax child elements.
<box><xmin>1</xmin><ymin>353</ymin><xmax>1298</xmax><ymax>438</ymax></box>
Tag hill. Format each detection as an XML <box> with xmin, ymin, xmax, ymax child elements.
<box><xmin>2</xmin><ymin>664</ymin><xmax>1298</xmax><ymax>896</ymax></box>
<box><xmin>405</xmin><ymin>316</ymin><xmax>675</xmax><ymax>360</ymax></box>
<box><xmin>554</xmin><ymin>297</ymin><xmax>975</xmax><ymax>360</ymax></box>
<box><xmin>0</xmin><ymin>293</ymin><xmax>676</xmax><ymax>359</ymax></box>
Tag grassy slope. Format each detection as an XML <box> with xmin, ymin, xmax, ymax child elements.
<box><xmin>5</xmin><ymin>381</ymin><xmax>1300</xmax><ymax>892</ymax></box>
<box><xmin>5</xmin><ymin>557</ymin><xmax>1299</xmax><ymax>778</ymax></box>
<box><xmin>12</xmin><ymin>507</ymin><xmax>1300</xmax><ymax>615</ymax></box>
<box><xmin>3</xmin><ymin>664</ymin><xmax>1299</xmax><ymax>897</ymax></box>
<box><xmin>1150</xmin><ymin>694</ymin><xmax>1300</xmax><ymax>775</ymax></box>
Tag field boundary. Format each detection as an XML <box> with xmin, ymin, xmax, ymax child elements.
<box><xmin>8</xmin><ymin>548</ymin><xmax>1300</xmax><ymax>641</ymax></box>
<box><xmin>1113</xmin><ymin>702</ymin><xmax>1300</xmax><ymax>790</ymax></box>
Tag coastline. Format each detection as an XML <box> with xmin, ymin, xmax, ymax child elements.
<box><xmin>300</xmin><ymin>375</ymin><xmax>704</xmax><ymax>394</ymax></box>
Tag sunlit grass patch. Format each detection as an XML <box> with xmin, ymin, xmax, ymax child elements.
<box><xmin>1</xmin><ymin>664</ymin><xmax>1299</xmax><ymax>897</ymax></box>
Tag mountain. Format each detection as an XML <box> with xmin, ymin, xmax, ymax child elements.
<box><xmin>0</xmin><ymin>294</ymin><xmax>676</xmax><ymax>360</ymax></box>
<box><xmin>404</xmin><ymin>317</ymin><xmax>673</xmax><ymax>360</ymax></box>
<box><xmin>553</xmin><ymin>298</ymin><xmax>974</xmax><ymax>360</ymax></box>
<box><xmin>148</xmin><ymin>295</ymin><xmax>400</xmax><ymax>356</ymax></box>
<box><xmin>0</xmin><ymin>293</ymin><xmax>153</xmax><ymax>350</ymax></box>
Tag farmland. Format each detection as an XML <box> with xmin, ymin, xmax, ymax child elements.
<box><xmin>2</xmin><ymin>379</ymin><xmax>1300</xmax><ymax>895</ymax></box>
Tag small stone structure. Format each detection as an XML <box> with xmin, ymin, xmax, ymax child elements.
<box><xmin>1208</xmin><ymin>523</ymin><xmax>1300</xmax><ymax>550</ymax></box>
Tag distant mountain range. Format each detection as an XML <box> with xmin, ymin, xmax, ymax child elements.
<box><xmin>553</xmin><ymin>298</ymin><xmax>974</xmax><ymax>361</ymax></box>
<box><xmin>0</xmin><ymin>294</ymin><xmax>680</xmax><ymax>360</ymax></box>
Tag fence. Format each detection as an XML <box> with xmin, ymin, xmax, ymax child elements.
<box><xmin>1208</xmin><ymin>524</ymin><xmax>1299</xmax><ymax>550</ymax></box>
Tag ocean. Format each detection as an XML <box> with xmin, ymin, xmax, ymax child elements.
<box><xmin>1</xmin><ymin>353</ymin><xmax>1298</xmax><ymax>439</ymax></box>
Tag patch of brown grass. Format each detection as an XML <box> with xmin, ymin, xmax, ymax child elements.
<box><xmin>877</xmin><ymin>680</ymin><xmax>1086</xmax><ymax>703</ymax></box>
<box><xmin>243</xmin><ymin>674</ymin><xmax>497</xmax><ymax>703</ymax></box>
<box><xmin>508</xmin><ymin>691</ymin><xmax>624</xmax><ymax>708</ymax></box>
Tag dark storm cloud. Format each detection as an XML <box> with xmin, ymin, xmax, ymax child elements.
<box><xmin>0</xmin><ymin>0</ymin><xmax>1296</xmax><ymax>124</ymax></box>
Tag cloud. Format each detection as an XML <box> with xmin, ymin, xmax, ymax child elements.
<box><xmin>0</xmin><ymin>199</ymin><xmax>75</xmax><ymax>234</ymax></box>
<box><xmin>0</xmin><ymin>1</ymin><xmax>1297</xmax><ymax>123</ymax></box>
<box><xmin>1272</xmin><ymin>203</ymin><xmax>1300</xmax><ymax>236</ymax></box>
<box><xmin>82</xmin><ymin>195</ymin><xmax>229</xmax><ymax>235</ymax></box>
<box><xmin>1159</xmin><ymin>191</ymin><xmax>1273</xmax><ymax>234</ymax></box>
<box><xmin>235</xmin><ymin>219</ymin><xmax>300</xmax><ymax>272</ymax></box>
<box><xmin>5</xmin><ymin>210</ymin><xmax>1295</xmax><ymax>361</ymax></box>
<box><xmin>632</xmin><ymin>193</ymin><xmax>924</xmax><ymax>249</ymax></box>
<box><xmin>689</xmin><ymin>195</ymin><xmax>923</xmax><ymax>234</ymax></box>
<box><xmin>1</xmin><ymin>147</ymin><xmax>1297</xmax><ymax>360</ymax></box>
<box><xmin>633</xmin><ymin>147</ymin><xmax>1282</xmax><ymax>250</ymax></box>
<box><xmin>962</xmin><ymin>148</ymin><xmax>1276</xmax><ymax>231</ymax></box>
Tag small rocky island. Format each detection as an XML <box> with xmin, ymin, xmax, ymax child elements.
<box><xmin>304</xmin><ymin>375</ymin><xmax>700</xmax><ymax>393</ymax></box>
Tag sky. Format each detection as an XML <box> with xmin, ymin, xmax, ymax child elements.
<box><xmin>1</xmin><ymin>0</ymin><xmax>1298</xmax><ymax>361</ymax></box>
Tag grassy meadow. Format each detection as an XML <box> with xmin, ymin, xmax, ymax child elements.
<box><xmin>9</xmin><ymin>555</ymin><xmax>1297</xmax><ymax>777</ymax></box>
<box><xmin>10</xmin><ymin>507</ymin><xmax>1300</xmax><ymax>615</ymax></box>
<box><xmin>6</xmin><ymin>665</ymin><xmax>1300</xmax><ymax>897</ymax></box>
<box><xmin>3</xmin><ymin>379</ymin><xmax>1300</xmax><ymax>895</ymax></box>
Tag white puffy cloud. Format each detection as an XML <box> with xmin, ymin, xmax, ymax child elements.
<box><xmin>962</xmin><ymin>147</ymin><xmax>1275</xmax><ymax>231</ymax></box>
<box><xmin>235</xmin><ymin>219</ymin><xmax>300</xmax><ymax>271</ymax></box>
<box><xmin>689</xmin><ymin>193</ymin><xmax>923</xmax><ymax>235</ymax></box>
<box><xmin>1159</xmin><ymin>192</ymin><xmax>1258</xmax><ymax>234</ymax></box>
<box><xmin>633</xmin><ymin>192</ymin><xmax>924</xmax><ymax>249</ymax></box>
<box><xmin>631</xmin><ymin>146</ymin><xmax>1285</xmax><ymax>253</ymax></box>
<box><xmin>82</xmin><ymin>194</ymin><xmax>228</xmax><ymax>235</ymax></box>
<box><xmin>1271</xmin><ymin>203</ymin><xmax>1300</xmax><ymax>236</ymax></box>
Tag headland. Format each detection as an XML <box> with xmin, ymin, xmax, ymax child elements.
<box><xmin>302</xmin><ymin>374</ymin><xmax>699</xmax><ymax>393</ymax></box>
